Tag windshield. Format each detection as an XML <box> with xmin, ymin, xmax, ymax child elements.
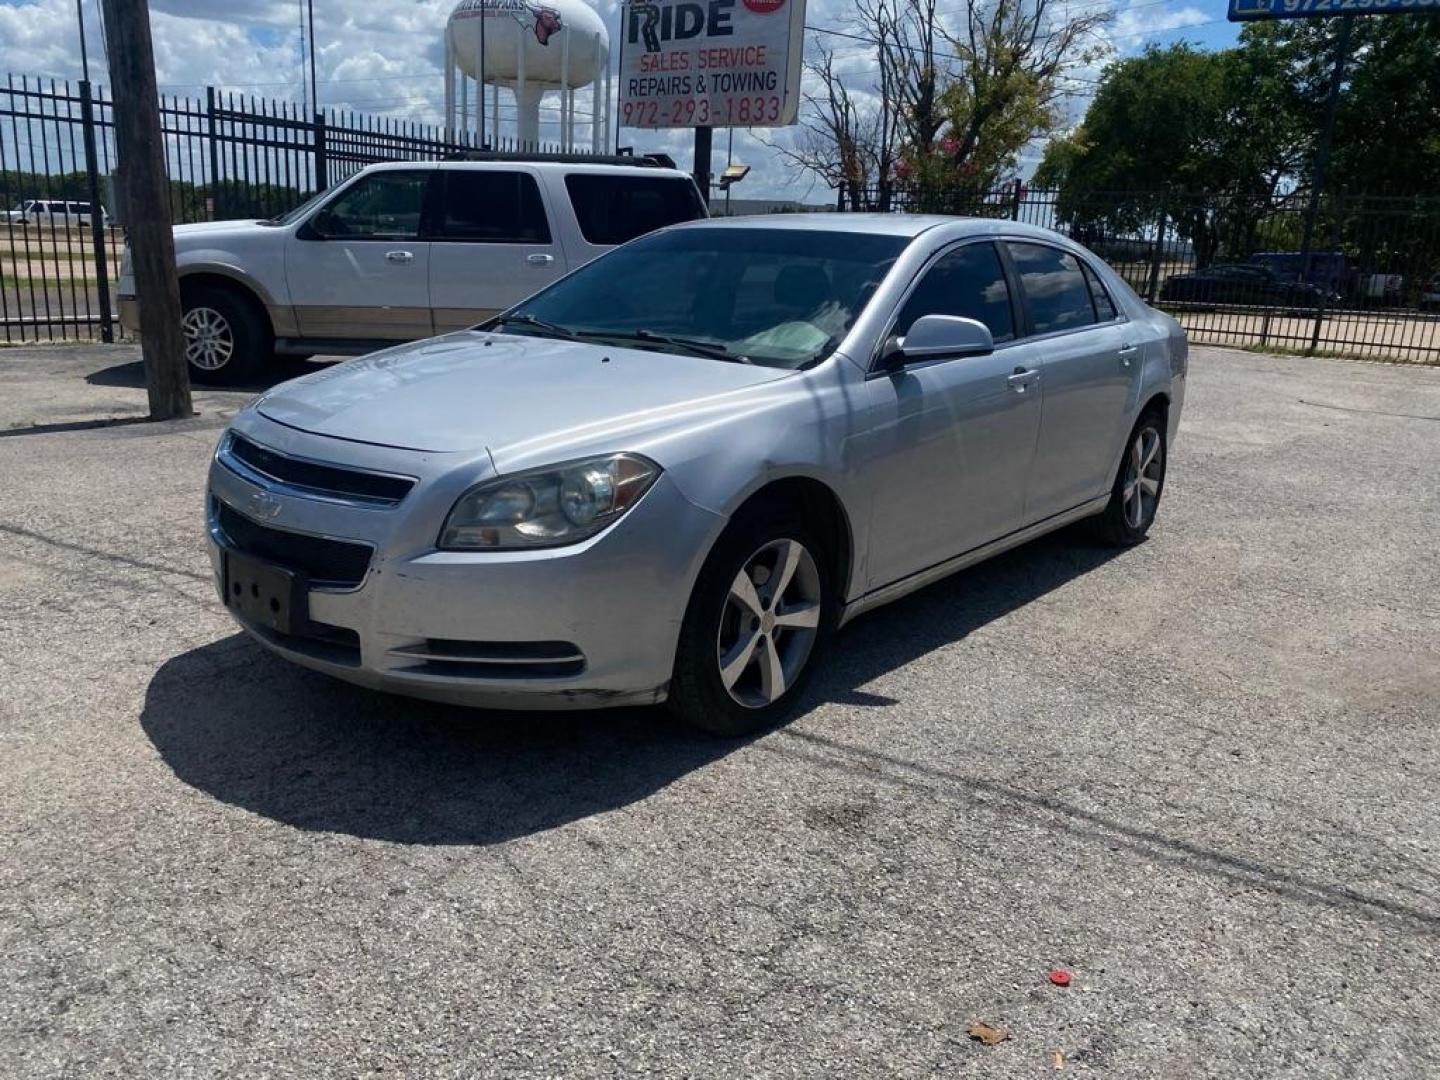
<box><xmin>502</xmin><ymin>227</ymin><xmax>909</xmax><ymax>369</ymax></box>
<box><xmin>261</xmin><ymin>185</ymin><xmax>337</xmax><ymax>226</ymax></box>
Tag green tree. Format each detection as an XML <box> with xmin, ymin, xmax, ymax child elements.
<box><xmin>1035</xmin><ymin>41</ymin><xmax>1308</xmax><ymax>266</ymax></box>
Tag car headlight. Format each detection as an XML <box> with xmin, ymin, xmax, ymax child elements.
<box><xmin>438</xmin><ymin>453</ymin><xmax>660</xmax><ymax>550</ymax></box>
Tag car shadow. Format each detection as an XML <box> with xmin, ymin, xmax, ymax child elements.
<box><xmin>139</xmin><ymin>527</ymin><xmax>1122</xmax><ymax>846</ymax></box>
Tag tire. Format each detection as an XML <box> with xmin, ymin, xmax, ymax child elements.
<box><xmin>668</xmin><ymin>505</ymin><xmax>837</xmax><ymax>737</ymax></box>
<box><xmin>181</xmin><ymin>285</ymin><xmax>272</xmax><ymax>386</ymax></box>
<box><xmin>1092</xmin><ymin>409</ymin><xmax>1168</xmax><ymax>547</ymax></box>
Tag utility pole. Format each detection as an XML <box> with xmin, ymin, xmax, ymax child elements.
<box><xmin>1299</xmin><ymin>15</ymin><xmax>1353</xmax><ymax>288</ymax></box>
<box><xmin>306</xmin><ymin>0</ymin><xmax>319</xmax><ymax>117</ymax></box>
<box><xmin>100</xmin><ymin>0</ymin><xmax>192</xmax><ymax>419</ymax></box>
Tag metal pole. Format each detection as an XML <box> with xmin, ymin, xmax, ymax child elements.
<box><xmin>725</xmin><ymin>127</ymin><xmax>733</xmax><ymax>215</ymax></box>
<box><xmin>693</xmin><ymin>125</ymin><xmax>712</xmax><ymax>205</ymax></box>
<box><xmin>614</xmin><ymin>2</ymin><xmax>625</xmax><ymax>152</ymax></box>
<box><xmin>76</xmin><ymin>0</ymin><xmax>91</xmax><ymax>82</ymax></box>
<box><xmin>297</xmin><ymin>0</ymin><xmax>307</xmax><ymax>116</ymax></box>
<box><xmin>479</xmin><ymin>0</ymin><xmax>487</xmax><ymax>148</ymax></box>
<box><xmin>79</xmin><ymin>80</ymin><xmax>112</xmax><ymax>342</ymax></box>
<box><xmin>306</xmin><ymin>0</ymin><xmax>318</xmax><ymax>114</ymax></box>
<box><xmin>1300</xmin><ymin>15</ymin><xmax>1352</xmax><ymax>291</ymax></box>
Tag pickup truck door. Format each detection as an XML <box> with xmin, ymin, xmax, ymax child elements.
<box><xmin>426</xmin><ymin>169</ymin><xmax>565</xmax><ymax>333</ymax></box>
<box><xmin>285</xmin><ymin>168</ymin><xmax>434</xmax><ymax>341</ymax></box>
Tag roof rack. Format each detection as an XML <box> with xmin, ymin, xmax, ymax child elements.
<box><xmin>443</xmin><ymin>149</ymin><xmax>678</xmax><ymax>169</ymax></box>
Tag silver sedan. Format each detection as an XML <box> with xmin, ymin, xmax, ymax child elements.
<box><xmin>208</xmin><ymin>215</ymin><xmax>1186</xmax><ymax>736</ymax></box>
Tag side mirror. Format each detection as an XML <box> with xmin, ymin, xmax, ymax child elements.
<box><xmin>884</xmin><ymin>314</ymin><xmax>995</xmax><ymax>369</ymax></box>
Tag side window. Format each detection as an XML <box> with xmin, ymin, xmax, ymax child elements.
<box><xmin>564</xmin><ymin>174</ymin><xmax>706</xmax><ymax>246</ymax></box>
<box><xmin>892</xmin><ymin>242</ymin><xmax>1015</xmax><ymax>344</ymax></box>
<box><xmin>311</xmin><ymin>171</ymin><xmax>431</xmax><ymax>240</ymax></box>
<box><xmin>1006</xmin><ymin>242</ymin><xmax>1097</xmax><ymax>335</ymax></box>
<box><xmin>432</xmin><ymin>170</ymin><xmax>551</xmax><ymax>243</ymax></box>
<box><xmin>1081</xmin><ymin>261</ymin><xmax>1118</xmax><ymax>321</ymax></box>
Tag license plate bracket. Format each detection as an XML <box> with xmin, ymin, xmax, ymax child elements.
<box><xmin>222</xmin><ymin>549</ymin><xmax>308</xmax><ymax>635</ymax></box>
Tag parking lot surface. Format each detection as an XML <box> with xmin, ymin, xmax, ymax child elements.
<box><xmin>2</xmin><ymin>344</ymin><xmax>1438</xmax><ymax>1078</ymax></box>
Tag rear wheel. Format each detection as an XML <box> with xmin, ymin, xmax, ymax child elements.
<box><xmin>181</xmin><ymin>285</ymin><xmax>271</xmax><ymax>385</ymax></box>
<box><xmin>1093</xmin><ymin>410</ymin><xmax>1167</xmax><ymax>546</ymax></box>
<box><xmin>668</xmin><ymin>510</ymin><xmax>835</xmax><ymax>737</ymax></box>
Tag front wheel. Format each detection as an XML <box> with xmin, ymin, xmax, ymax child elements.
<box><xmin>1093</xmin><ymin>410</ymin><xmax>1167</xmax><ymax>546</ymax></box>
<box><xmin>181</xmin><ymin>286</ymin><xmax>272</xmax><ymax>386</ymax></box>
<box><xmin>668</xmin><ymin>512</ymin><xmax>835</xmax><ymax>737</ymax></box>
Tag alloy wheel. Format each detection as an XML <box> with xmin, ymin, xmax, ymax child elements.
<box><xmin>716</xmin><ymin>537</ymin><xmax>822</xmax><ymax>709</ymax></box>
<box><xmin>182</xmin><ymin>306</ymin><xmax>235</xmax><ymax>371</ymax></box>
<box><xmin>1122</xmin><ymin>425</ymin><xmax>1164</xmax><ymax>530</ymax></box>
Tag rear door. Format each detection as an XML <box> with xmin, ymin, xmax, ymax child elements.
<box><xmin>285</xmin><ymin>168</ymin><xmax>435</xmax><ymax>341</ymax></box>
<box><xmin>426</xmin><ymin>168</ymin><xmax>564</xmax><ymax>333</ymax></box>
<box><xmin>1006</xmin><ymin>240</ymin><xmax>1136</xmax><ymax>520</ymax></box>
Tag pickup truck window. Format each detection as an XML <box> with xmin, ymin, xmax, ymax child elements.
<box><xmin>311</xmin><ymin>170</ymin><xmax>430</xmax><ymax>240</ymax></box>
<box><xmin>564</xmin><ymin>174</ymin><xmax>705</xmax><ymax>246</ymax></box>
<box><xmin>431</xmin><ymin>170</ymin><xmax>551</xmax><ymax>244</ymax></box>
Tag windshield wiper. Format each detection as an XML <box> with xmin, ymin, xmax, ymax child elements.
<box><xmin>490</xmin><ymin>313</ymin><xmax>584</xmax><ymax>342</ymax></box>
<box><xmin>615</xmin><ymin>329</ymin><xmax>752</xmax><ymax>364</ymax></box>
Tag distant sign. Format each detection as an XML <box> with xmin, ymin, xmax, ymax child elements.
<box><xmin>618</xmin><ymin>0</ymin><xmax>807</xmax><ymax>129</ymax></box>
<box><xmin>1229</xmin><ymin>0</ymin><xmax>1438</xmax><ymax>21</ymax></box>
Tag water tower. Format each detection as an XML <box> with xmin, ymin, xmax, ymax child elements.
<box><xmin>444</xmin><ymin>0</ymin><xmax>611</xmax><ymax>153</ymax></box>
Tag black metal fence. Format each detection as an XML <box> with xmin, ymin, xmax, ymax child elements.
<box><xmin>1</xmin><ymin>74</ymin><xmax>588</xmax><ymax>344</ymax></box>
<box><xmin>840</xmin><ymin>180</ymin><xmax>1440</xmax><ymax>365</ymax></box>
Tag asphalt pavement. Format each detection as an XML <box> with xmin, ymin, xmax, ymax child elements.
<box><xmin>1</xmin><ymin>343</ymin><xmax>1438</xmax><ymax>1078</ymax></box>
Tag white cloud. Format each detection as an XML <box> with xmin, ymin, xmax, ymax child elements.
<box><xmin>0</xmin><ymin>0</ymin><xmax>1216</xmax><ymax>199</ymax></box>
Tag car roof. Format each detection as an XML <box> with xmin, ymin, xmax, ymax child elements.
<box><xmin>361</xmin><ymin>159</ymin><xmax>693</xmax><ymax>180</ymax></box>
<box><xmin>666</xmin><ymin>213</ymin><xmax>1085</xmax><ymax>243</ymax></box>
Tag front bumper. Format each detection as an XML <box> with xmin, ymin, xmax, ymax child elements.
<box><xmin>207</xmin><ymin>414</ymin><xmax>726</xmax><ymax>710</ymax></box>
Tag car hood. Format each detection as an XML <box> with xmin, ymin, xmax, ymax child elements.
<box><xmin>173</xmin><ymin>219</ymin><xmax>267</xmax><ymax>240</ymax></box>
<box><xmin>255</xmin><ymin>331</ymin><xmax>796</xmax><ymax>453</ymax></box>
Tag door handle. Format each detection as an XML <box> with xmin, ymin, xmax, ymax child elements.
<box><xmin>527</xmin><ymin>253</ymin><xmax>556</xmax><ymax>267</ymax></box>
<box><xmin>384</xmin><ymin>250</ymin><xmax>414</xmax><ymax>264</ymax></box>
<box><xmin>1007</xmin><ymin>367</ymin><xmax>1039</xmax><ymax>393</ymax></box>
<box><xmin>1118</xmin><ymin>343</ymin><xmax>1138</xmax><ymax>367</ymax></box>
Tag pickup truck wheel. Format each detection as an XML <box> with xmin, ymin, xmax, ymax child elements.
<box><xmin>181</xmin><ymin>286</ymin><xmax>271</xmax><ymax>386</ymax></box>
<box><xmin>668</xmin><ymin>508</ymin><xmax>835</xmax><ymax>738</ymax></box>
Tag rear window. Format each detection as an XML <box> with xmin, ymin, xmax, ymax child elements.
<box><xmin>1006</xmin><ymin>241</ymin><xmax>1098</xmax><ymax>335</ymax></box>
<box><xmin>432</xmin><ymin>170</ymin><xmax>551</xmax><ymax>243</ymax></box>
<box><xmin>564</xmin><ymin>173</ymin><xmax>705</xmax><ymax>246</ymax></box>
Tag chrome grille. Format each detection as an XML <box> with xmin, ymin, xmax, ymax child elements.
<box><xmin>221</xmin><ymin>433</ymin><xmax>415</xmax><ymax>506</ymax></box>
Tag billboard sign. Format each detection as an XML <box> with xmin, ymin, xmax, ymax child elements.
<box><xmin>1229</xmin><ymin>0</ymin><xmax>1437</xmax><ymax>21</ymax></box>
<box><xmin>618</xmin><ymin>0</ymin><xmax>807</xmax><ymax>129</ymax></box>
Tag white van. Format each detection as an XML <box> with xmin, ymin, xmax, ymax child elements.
<box><xmin>117</xmin><ymin>156</ymin><xmax>708</xmax><ymax>383</ymax></box>
<box><xmin>3</xmin><ymin>198</ymin><xmax>108</xmax><ymax>227</ymax></box>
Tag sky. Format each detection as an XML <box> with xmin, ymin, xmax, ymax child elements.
<box><xmin>0</xmin><ymin>0</ymin><xmax>1245</xmax><ymax>200</ymax></box>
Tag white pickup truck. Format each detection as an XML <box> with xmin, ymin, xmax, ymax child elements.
<box><xmin>118</xmin><ymin>157</ymin><xmax>707</xmax><ymax>383</ymax></box>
